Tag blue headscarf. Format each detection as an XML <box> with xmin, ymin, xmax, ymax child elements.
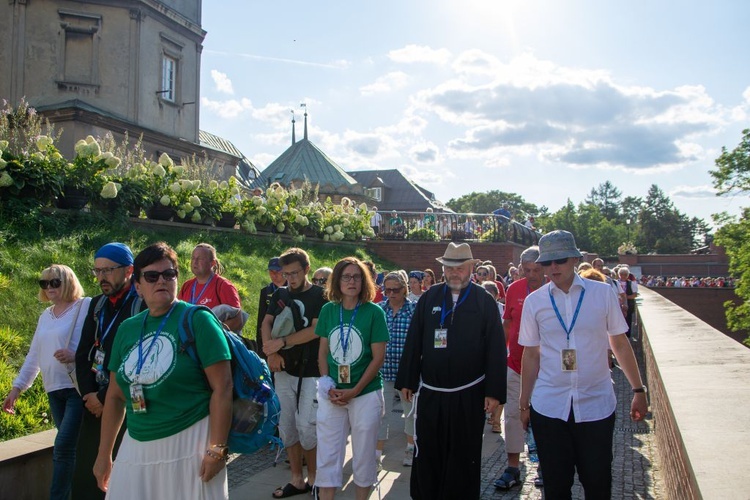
<box><xmin>94</xmin><ymin>242</ymin><xmax>134</xmax><ymax>266</ymax></box>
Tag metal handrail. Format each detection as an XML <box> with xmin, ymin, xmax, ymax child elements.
<box><xmin>372</xmin><ymin>211</ymin><xmax>541</xmax><ymax>245</ymax></box>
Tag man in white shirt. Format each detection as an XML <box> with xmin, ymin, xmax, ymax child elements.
<box><xmin>518</xmin><ymin>230</ymin><xmax>648</xmax><ymax>499</ymax></box>
<box><xmin>369</xmin><ymin>207</ymin><xmax>383</xmax><ymax>237</ymax></box>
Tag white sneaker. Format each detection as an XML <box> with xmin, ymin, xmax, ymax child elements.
<box><xmin>403</xmin><ymin>447</ymin><xmax>414</xmax><ymax>467</ymax></box>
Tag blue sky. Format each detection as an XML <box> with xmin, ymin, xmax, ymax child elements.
<box><xmin>199</xmin><ymin>1</ymin><xmax>750</xmax><ymax>225</ymax></box>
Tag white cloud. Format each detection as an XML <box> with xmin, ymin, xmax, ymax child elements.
<box><xmin>200</xmin><ymin>97</ymin><xmax>252</xmax><ymax>119</ymax></box>
<box><xmin>360</xmin><ymin>71</ymin><xmax>410</xmax><ymax>96</ymax></box>
<box><xmin>409</xmin><ymin>142</ymin><xmax>440</xmax><ymax>163</ymax></box>
<box><xmin>411</xmin><ymin>52</ymin><xmax>724</xmax><ymax>172</ymax></box>
<box><xmin>210</xmin><ymin>70</ymin><xmax>234</xmax><ymax>95</ymax></box>
<box><xmin>670</xmin><ymin>185</ymin><xmax>718</xmax><ymax>198</ymax></box>
<box><xmin>388</xmin><ymin>44</ymin><xmax>452</xmax><ymax>65</ymax></box>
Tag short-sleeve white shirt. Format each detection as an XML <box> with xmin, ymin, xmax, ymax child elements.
<box><xmin>519</xmin><ymin>274</ymin><xmax>627</xmax><ymax>422</ymax></box>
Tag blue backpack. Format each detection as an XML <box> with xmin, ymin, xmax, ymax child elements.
<box><xmin>177</xmin><ymin>305</ymin><xmax>282</xmax><ymax>454</ymax></box>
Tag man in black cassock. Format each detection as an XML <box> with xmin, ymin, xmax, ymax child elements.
<box><xmin>396</xmin><ymin>242</ymin><xmax>507</xmax><ymax>499</ymax></box>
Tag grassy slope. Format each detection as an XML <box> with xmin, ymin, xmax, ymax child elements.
<box><xmin>0</xmin><ymin>210</ymin><xmax>392</xmax><ymax>440</ymax></box>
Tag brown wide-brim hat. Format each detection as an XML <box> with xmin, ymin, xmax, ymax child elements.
<box><xmin>435</xmin><ymin>242</ymin><xmax>480</xmax><ymax>267</ymax></box>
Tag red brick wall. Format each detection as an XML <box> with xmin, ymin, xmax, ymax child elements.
<box><xmin>640</xmin><ymin>324</ymin><xmax>702</xmax><ymax>499</ymax></box>
<box><xmin>648</xmin><ymin>287</ymin><xmax>748</xmax><ymax>345</ymax></box>
<box><xmin>364</xmin><ymin>240</ymin><xmax>528</xmax><ymax>276</ymax></box>
<box><xmin>618</xmin><ymin>251</ymin><xmax>729</xmax><ymax>277</ymax></box>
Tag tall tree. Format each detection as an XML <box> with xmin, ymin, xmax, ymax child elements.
<box><xmin>710</xmin><ymin>129</ymin><xmax>750</xmax><ymax>343</ymax></box>
<box><xmin>637</xmin><ymin>185</ymin><xmax>693</xmax><ymax>253</ymax></box>
<box><xmin>711</xmin><ymin>128</ymin><xmax>750</xmax><ymax>194</ymax></box>
<box><xmin>446</xmin><ymin>190</ymin><xmax>539</xmax><ymax>218</ymax></box>
<box><xmin>585</xmin><ymin>181</ymin><xmax>622</xmax><ymax>220</ymax></box>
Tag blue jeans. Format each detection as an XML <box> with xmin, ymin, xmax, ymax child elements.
<box><xmin>48</xmin><ymin>388</ymin><xmax>84</xmax><ymax>500</ymax></box>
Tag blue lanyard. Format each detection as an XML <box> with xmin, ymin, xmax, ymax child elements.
<box><xmin>189</xmin><ymin>273</ymin><xmax>215</xmax><ymax>304</ymax></box>
<box><xmin>549</xmin><ymin>286</ymin><xmax>585</xmax><ymax>344</ymax></box>
<box><xmin>338</xmin><ymin>302</ymin><xmax>360</xmax><ymax>362</ymax></box>
<box><xmin>440</xmin><ymin>285</ymin><xmax>470</xmax><ymax>327</ymax></box>
<box><xmin>136</xmin><ymin>303</ymin><xmax>177</xmax><ymax>378</ymax></box>
<box><xmin>96</xmin><ymin>287</ymin><xmax>136</xmax><ymax>347</ymax></box>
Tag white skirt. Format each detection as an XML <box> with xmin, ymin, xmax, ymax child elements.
<box><xmin>106</xmin><ymin>415</ymin><xmax>228</xmax><ymax>500</ymax></box>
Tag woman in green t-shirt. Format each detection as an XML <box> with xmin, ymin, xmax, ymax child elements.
<box><xmin>93</xmin><ymin>242</ymin><xmax>232</xmax><ymax>499</ymax></box>
<box><xmin>314</xmin><ymin>257</ymin><xmax>389</xmax><ymax>499</ymax></box>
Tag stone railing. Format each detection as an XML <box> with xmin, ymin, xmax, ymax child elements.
<box><xmin>636</xmin><ymin>287</ymin><xmax>750</xmax><ymax>499</ymax></box>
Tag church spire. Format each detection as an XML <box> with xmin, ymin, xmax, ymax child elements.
<box><xmin>301</xmin><ymin>103</ymin><xmax>308</xmax><ymax>140</ymax></box>
<box><xmin>291</xmin><ymin>110</ymin><xmax>296</xmax><ymax>145</ymax></box>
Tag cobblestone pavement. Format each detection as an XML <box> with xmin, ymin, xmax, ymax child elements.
<box><xmin>229</xmin><ymin>337</ymin><xmax>663</xmax><ymax>499</ymax></box>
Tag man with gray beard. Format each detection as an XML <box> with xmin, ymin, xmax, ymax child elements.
<box><xmin>396</xmin><ymin>242</ymin><xmax>506</xmax><ymax>499</ymax></box>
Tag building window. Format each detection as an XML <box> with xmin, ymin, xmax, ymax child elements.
<box><xmin>56</xmin><ymin>10</ymin><xmax>101</xmax><ymax>92</ymax></box>
<box><xmin>365</xmin><ymin>187</ymin><xmax>382</xmax><ymax>201</ymax></box>
<box><xmin>161</xmin><ymin>55</ymin><xmax>177</xmax><ymax>102</ymax></box>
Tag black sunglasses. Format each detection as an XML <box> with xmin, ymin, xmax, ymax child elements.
<box><xmin>39</xmin><ymin>279</ymin><xmax>62</xmax><ymax>289</ymax></box>
<box><xmin>312</xmin><ymin>278</ymin><xmax>327</xmax><ymax>285</ymax></box>
<box><xmin>141</xmin><ymin>268</ymin><xmax>179</xmax><ymax>283</ymax></box>
<box><xmin>540</xmin><ymin>258</ymin><xmax>570</xmax><ymax>267</ymax></box>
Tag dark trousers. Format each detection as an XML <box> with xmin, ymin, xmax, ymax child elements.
<box><xmin>530</xmin><ymin>407</ymin><xmax>615</xmax><ymax>500</ymax></box>
<box><xmin>411</xmin><ymin>384</ymin><xmax>486</xmax><ymax>500</ymax></box>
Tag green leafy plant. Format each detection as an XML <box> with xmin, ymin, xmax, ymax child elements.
<box><xmin>407</xmin><ymin>227</ymin><xmax>439</xmax><ymax>241</ymax></box>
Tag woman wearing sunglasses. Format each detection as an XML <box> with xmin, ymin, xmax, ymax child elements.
<box><xmin>376</xmin><ymin>270</ymin><xmax>417</xmax><ymax>467</ymax></box>
<box><xmin>3</xmin><ymin>264</ymin><xmax>90</xmax><ymax>500</ymax></box>
<box><xmin>94</xmin><ymin>242</ymin><xmax>232</xmax><ymax>499</ymax></box>
<box><xmin>315</xmin><ymin>257</ymin><xmax>389</xmax><ymax>499</ymax></box>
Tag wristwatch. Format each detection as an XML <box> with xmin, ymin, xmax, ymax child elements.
<box><xmin>632</xmin><ymin>386</ymin><xmax>648</xmax><ymax>394</ymax></box>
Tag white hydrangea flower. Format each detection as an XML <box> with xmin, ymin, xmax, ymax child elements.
<box><xmin>230</xmin><ymin>186</ymin><xmax>240</xmax><ymax>196</ymax></box>
<box><xmin>74</xmin><ymin>139</ymin><xmax>88</xmax><ymax>156</ymax></box>
<box><xmin>0</xmin><ymin>172</ymin><xmax>13</xmax><ymax>187</ymax></box>
<box><xmin>176</xmin><ymin>210</ymin><xmax>186</xmax><ymax>219</ymax></box>
<box><xmin>100</xmin><ymin>181</ymin><xmax>118</xmax><ymax>199</ymax></box>
<box><xmin>252</xmin><ymin>196</ymin><xmax>263</xmax><ymax>206</ymax></box>
<box><xmin>182</xmin><ymin>202</ymin><xmax>194</xmax><ymax>212</ymax></box>
<box><xmin>36</xmin><ymin>135</ymin><xmax>53</xmax><ymax>150</ymax></box>
<box><xmin>159</xmin><ymin>195</ymin><xmax>172</xmax><ymax>206</ymax></box>
<box><xmin>276</xmin><ymin>222</ymin><xmax>285</xmax><ymax>233</ymax></box>
<box><xmin>173</xmin><ymin>165</ymin><xmax>186</xmax><ymax>176</ymax></box>
<box><xmin>191</xmin><ymin>211</ymin><xmax>202</xmax><ymax>223</ymax></box>
<box><xmin>0</xmin><ymin>140</ymin><xmax>8</xmax><ymax>151</ymax></box>
<box><xmin>189</xmin><ymin>195</ymin><xmax>202</xmax><ymax>207</ymax></box>
<box><xmin>0</xmin><ymin>158</ymin><xmax>6</xmax><ymax>170</ymax></box>
<box><xmin>219</xmin><ymin>180</ymin><xmax>228</xmax><ymax>189</ymax></box>
<box><xmin>152</xmin><ymin>164</ymin><xmax>166</xmax><ymax>177</ymax></box>
<box><xmin>170</xmin><ymin>182</ymin><xmax>181</xmax><ymax>194</ymax></box>
<box><xmin>325</xmin><ymin>226</ymin><xmax>334</xmax><ymax>234</ymax></box>
<box><xmin>158</xmin><ymin>153</ymin><xmax>174</xmax><ymax>167</ymax></box>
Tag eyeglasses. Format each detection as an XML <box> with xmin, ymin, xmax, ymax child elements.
<box><xmin>39</xmin><ymin>279</ymin><xmax>62</xmax><ymax>289</ymax></box>
<box><xmin>384</xmin><ymin>287</ymin><xmax>403</xmax><ymax>294</ymax></box>
<box><xmin>341</xmin><ymin>274</ymin><xmax>362</xmax><ymax>283</ymax></box>
<box><xmin>141</xmin><ymin>268</ymin><xmax>179</xmax><ymax>283</ymax></box>
<box><xmin>312</xmin><ymin>278</ymin><xmax>327</xmax><ymax>285</ymax></box>
<box><xmin>281</xmin><ymin>269</ymin><xmax>304</xmax><ymax>279</ymax></box>
<box><xmin>91</xmin><ymin>265</ymin><xmax>127</xmax><ymax>277</ymax></box>
<box><xmin>540</xmin><ymin>258</ymin><xmax>570</xmax><ymax>267</ymax></box>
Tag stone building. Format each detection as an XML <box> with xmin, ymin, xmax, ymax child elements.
<box><xmin>1</xmin><ymin>0</ymin><xmax>257</xmax><ymax>183</ymax></box>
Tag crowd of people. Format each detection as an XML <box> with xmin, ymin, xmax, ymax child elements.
<box><xmin>2</xmin><ymin>230</ymin><xmax>650</xmax><ymax>500</ymax></box>
<box><xmin>370</xmin><ymin>207</ymin><xmax>538</xmax><ymax>242</ymax></box>
<box><xmin>641</xmin><ymin>275</ymin><xmax>735</xmax><ymax>287</ymax></box>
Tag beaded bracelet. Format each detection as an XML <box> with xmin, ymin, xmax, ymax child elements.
<box><xmin>206</xmin><ymin>449</ymin><xmax>229</xmax><ymax>462</ymax></box>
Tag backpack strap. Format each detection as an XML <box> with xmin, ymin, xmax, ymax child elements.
<box><xmin>130</xmin><ymin>296</ymin><xmax>144</xmax><ymax>316</ymax></box>
<box><xmin>177</xmin><ymin>304</ymin><xmax>217</xmax><ymax>366</ymax></box>
<box><xmin>94</xmin><ymin>294</ymin><xmax>107</xmax><ymax>318</ymax></box>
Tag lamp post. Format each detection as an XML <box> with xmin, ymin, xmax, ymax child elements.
<box><xmin>626</xmin><ymin>218</ymin><xmax>631</xmax><ymax>242</ymax></box>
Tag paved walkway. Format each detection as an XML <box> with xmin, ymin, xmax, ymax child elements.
<box><xmin>228</xmin><ymin>338</ymin><xmax>662</xmax><ymax>499</ymax></box>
